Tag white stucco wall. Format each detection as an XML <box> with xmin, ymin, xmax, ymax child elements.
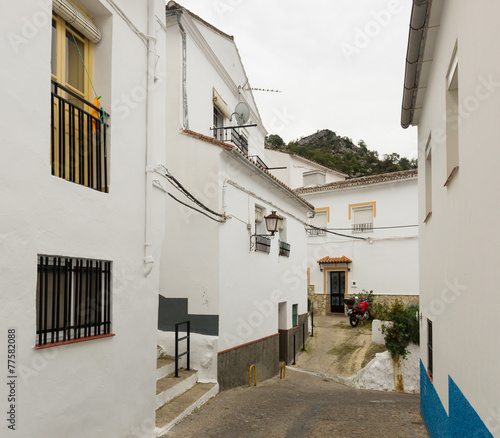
<box><xmin>0</xmin><ymin>1</ymin><xmax>166</xmax><ymax>437</ymax></box>
<box><xmin>264</xmin><ymin>148</ymin><xmax>346</xmax><ymax>189</ymax></box>
<box><xmin>302</xmin><ymin>178</ymin><xmax>418</xmax><ymax>298</ymax></box>
<box><xmin>217</xmin><ymin>152</ymin><xmax>310</xmax><ymax>352</ymax></box>
<box><xmin>165</xmin><ymin>10</ymin><xmax>267</xmax><ymax>159</ymax></box>
<box><xmin>415</xmin><ymin>0</ymin><xmax>500</xmax><ymax>425</ymax></box>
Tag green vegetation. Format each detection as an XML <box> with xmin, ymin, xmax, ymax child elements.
<box><xmin>371</xmin><ymin>300</ymin><xmax>420</xmax><ymax>361</ymax></box>
<box><xmin>265</xmin><ymin>130</ymin><xmax>417</xmax><ymax>178</ymax></box>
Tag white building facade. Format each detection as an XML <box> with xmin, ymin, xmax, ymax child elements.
<box><xmin>401</xmin><ymin>1</ymin><xmax>500</xmax><ymax>436</ymax></box>
<box><xmin>0</xmin><ymin>1</ymin><xmax>167</xmax><ymax>437</ymax></box>
<box><xmin>158</xmin><ymin>2</ymin><xmax>313</xmax><ymax>390</ymax></box>
<box><xmin>264</xmin><ymin>147</ymin><xmax>347</xmax><ymax>189</ymax></box>
<box><xmin>295</xmin><ymin>171</ymin><xmax>419</xmax><ymax>315</ymax></box>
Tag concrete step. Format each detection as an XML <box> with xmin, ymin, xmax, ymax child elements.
<box><xmin>155</xmin><ymin>382</ymin><xmax>219</xmax><ymax>437</ymax></box>
<box><xmin>156</xmin><ymin>369</ymin><xmax>198</xmax><ymax>409</ymax></box>
<box><xmin>157</xmin><ymin>356</ymin><xmax>175</xmax><ymax>381</ymax></box>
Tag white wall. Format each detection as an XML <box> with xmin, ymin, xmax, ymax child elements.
<box><xmin>218</xmin><ymin>152</ymin><xmax>310</xmax><ymax>352</ymax></box>
<box><xmin>0</xmin><ymin>1</ymin><xmax>166</xmax><ymax>437</ymax></box>
<box><xmin>264</xmin><ymin>148</ymin><xmax>346</xmax><ymax>189</ymax></box>
<box><xmin>165</xmin><ymin>10</ymin><xmax>267</xmax><ymax>158</ymax></box>
<box><xmin>416</xmin><ymin>0</ymin><xmax>500</xmax><ymax>424</ymax></box>
<box><xmin>303</xmin><ymin>178</ymin><xmax>418</xmax><ymax>297</ymax></box>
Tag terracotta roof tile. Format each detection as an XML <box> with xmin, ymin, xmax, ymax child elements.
<box><xmin>295</xmin><ymin>169</ymin><xmax>418</xmax><ymax>194</ymax></box>
<box><xmin>317</xmin><ymin>256</ymin><xmax>352</xmax><ymax>264</ymax></box>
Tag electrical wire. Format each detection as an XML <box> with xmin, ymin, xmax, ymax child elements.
<box><xmin>167</xmin><ymin>193</ymin><xmax>225</xmax><ymax>223</ymax></box>
<box><xmin>160</xmin><ymin>168</ymin><xmax>225</xmax><ymax>218</ymax></box>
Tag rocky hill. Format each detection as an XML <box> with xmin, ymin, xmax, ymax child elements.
<box><xmin>266</xmin><ymin>129</ymin><xmax>417</xmax><ymax>178</ymax></box>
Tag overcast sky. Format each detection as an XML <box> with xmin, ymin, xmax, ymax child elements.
<box><xmin>178</xmin><ymin>0</ymin><xmax>417</xmax><ymax>159</ymax></box>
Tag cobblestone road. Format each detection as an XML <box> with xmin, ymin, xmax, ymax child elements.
<box><xmin>166</xmin><ymin>368</ymin><xmax>428</xmax><ymax>438</ymax></box>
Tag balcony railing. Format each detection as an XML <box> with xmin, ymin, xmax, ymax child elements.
<box><xmin>279</xmin><ymin>241</ymin><xmax>291</xmax><ymax>257</ymax></box>
<box><xmin>352</xmin><ymin>223</ymin><xmax>373</xmax><ymax>233</ymax></box>
<box><xmin>306</xmin><ymin>228</ymin><xmax>326</xmax><ymax>236</ymax></box>
<box><xmin>255</xmin><ymin>235</ymin><xmax>271</xmax><ymax>253</ymax></box>
<box><xmin>248</xmin><ymin>155</ymin><xmax>268</xmax><ymax>170</ymax></box>
<box><xmin>230</xmin><ymin>128</ymin><xmax>248</xmax><ymax>155</ymax></box>
<box><xmin>51</xmin><ymin>80</ymin><xmax>109</xmax><ymax>192</ymax></box>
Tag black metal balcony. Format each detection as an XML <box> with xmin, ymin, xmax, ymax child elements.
<box><xmin>230</xmin><ymin>128</ymin><xmax>248</xmax><ymax>155</ymax></box>
<box><xmin>306</xmin><ymin>228</ymin><xmax>326</xmax><ymax>236</ymax></box>
<box><xmin>255</xmin><ymin>235</ymin><xmax>271</xmax><ymax>253</ymax></box>
<box><xmin>352</xmin><ymin>223</ymin><xmax>373</xmax><ymax>233</ymax></box>
<box><xmin>248</xmin><ymin>155</ymin><xmax>268</xmax><ymax>170</ymax></box>
<box><xmin>51</xmin><ymin>80</ymin><xmax>109</xmax><ymax>192</ymax></box>
<box><xmin>279</xmin><ymin>241</ymin><xmax>291</xmax><ymax>257</ymax></box>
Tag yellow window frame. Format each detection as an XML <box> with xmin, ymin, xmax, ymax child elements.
<box><xmin>51</xmin><ymin>13</ymin><xmax>93</xmax><ymax>102</ymax></box>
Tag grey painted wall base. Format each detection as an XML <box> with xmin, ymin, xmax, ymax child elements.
<box><xmin>158</xmin><ymin>296</ymin><xmax>219</xmax><ymax>336</ymax></box>
<box><xmin>218</xmin><ymin>334</ymin><xmax>279</xmax><ymax>391</ymax></box>
<box><xmin>279</xmin><ymin>314</ymin><xmax>309</xmax><ymax>365</ymax></box>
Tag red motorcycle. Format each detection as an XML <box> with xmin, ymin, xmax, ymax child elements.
<box><xmin>345</xmin><ymin>297</ymin><xmax>372</xmax><ymax>327</ymax></box>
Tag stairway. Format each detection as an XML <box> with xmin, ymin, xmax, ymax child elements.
<box><xmin>154</xmin><ymin>356</ymin><xmax>219</xmax><ymax>437</ymax></box>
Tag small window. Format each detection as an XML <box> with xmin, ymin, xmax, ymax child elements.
<box><xmin>292</xmin><ymin>304</ymin><xmax>298</xmax><ymax>327</ymax></box>
<box><xmin>254</xmin><ymin>205</ymin><xmax>270</xmax><ymax>253</ymax></box>
<box><xmin>279</xmin><ymin>217</ymin><xmax>290</xmax><ymax>256</ymax></box>
<box><xmin>36</xmin><ymin>255</ymin><xmax>112</xmax><ymax>347</ymax></box>
<box><xmin>352</xmin><ymin>206</ymin><xmax>373</xmax><ymax>233</ymax></box>
<box><xmin>427</xmin><ymin>319</ymin><xmax>433</xmax><ymax>378</ymax></box>
<box><xmin>308</xmin><ymin>210</ymin><xmax>327</xmax><ymax>236</ymax></box>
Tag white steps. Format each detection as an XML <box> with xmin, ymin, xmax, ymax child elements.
<box><xmin>154</xmin><ymin>357</ymin><xmax>218</xmax><ymax>437</ymax></box>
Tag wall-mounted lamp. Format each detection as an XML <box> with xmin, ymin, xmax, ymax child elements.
<box><xmin>263</xmin><ymin>211</ymin><xmax>280</xmax><ymax>236</ymax></box>
<box><xmin>250</xmin><ymin>211</ymin><xmax>281</xmax><ymax>251</ymax></box>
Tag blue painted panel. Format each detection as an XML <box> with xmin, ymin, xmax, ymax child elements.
<box><xmin>420</xmin><ymin>360</ymin><xmax>448</xmax><ymax>437</ymax></box>
<box><xmin>419</xmin><ymin>360</ymin><xmax>493</xmax><ymax>437</ymax></box>
<box><xmin>448</xmin><ymin>377</ymin><xmax>493</xmax><ymax>438</ymax></box>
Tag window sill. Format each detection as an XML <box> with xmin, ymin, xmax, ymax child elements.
<box><xmin>444</xmin><ymin>165</ymin><xmax>459</xmax><ymax>187</ymax></box>
<box><xmin>34</xmin><ymin>333</ymin><xmax>115</xmax><ymax>350</ymax></box>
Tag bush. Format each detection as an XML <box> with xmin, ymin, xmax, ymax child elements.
<box><xmin>381</xmin><ymin>300</ymin><xmax>420</xmax><ymax>360</ymax></box>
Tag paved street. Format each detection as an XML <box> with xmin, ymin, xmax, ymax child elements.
<box><xmin>166</xmin><ymin>367</ymin><xmax>428</xmax><ymax>438</ymax></box>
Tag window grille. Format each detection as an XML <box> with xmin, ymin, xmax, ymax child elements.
<box><xmin>36</xmin><ymin>255</ymin><xmax>112</xmax><ymax>346</ymax></box>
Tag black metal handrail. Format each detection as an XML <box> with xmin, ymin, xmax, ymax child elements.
<box><xmin>51</xmin><ymin>80</ymin><xmax>109</xmax><ymax>192</ymax></box>
<box><xmin>175</xmin><ymin>321</ymin><xmax>190</xmax><ymax>377</ymax></box>
<box><xmin>230</xmin><ymin>128</ymin><xmax>248</xmax><ymax>155</ymax></box>
<box><xmin>248</xmin><ymin>155</ymin><xmax>268</xmax><ymax>169</ymax></box>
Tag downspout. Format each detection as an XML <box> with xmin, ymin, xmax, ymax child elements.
<box><xmin>401</xmin><ymin>0</ymin><xmax>429</xmax><ymax>128</ymax></box>
<box><xmin>166</xmin><ymin>8</ymin><xmax>189</xmax><ymax>129</ymax></box>
<box><xmin>144</xmin><ymin>0</ymin><xmax>156</xmax><ymax>276</ymax></box>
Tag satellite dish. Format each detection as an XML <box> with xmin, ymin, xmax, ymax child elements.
<box><xmin>232</xmin><ymin>102</ymin><xmax>250</xmax><ymax>125</ymax></box>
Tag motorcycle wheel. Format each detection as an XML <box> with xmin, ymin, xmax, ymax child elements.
<box><xmin>349</xmin><ymin>314</ymin><xmax>359</xmax><ymax>327</ymax></box>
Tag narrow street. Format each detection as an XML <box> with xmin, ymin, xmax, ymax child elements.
<box><xmin>166</xmin><ymin>368</ymin><xmax>427</xmax><ymax>438</ymax></box>
<box><xmin>165</xmin><ymin>314</ymin><xmax>428</xmax><ymax>437</ymax></box>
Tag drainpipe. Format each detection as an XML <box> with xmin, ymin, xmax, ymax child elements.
<box><xmin>166</xmin><ymin>8</ymin><xmax>189</xmax><ymax>129</ymax></box>
<box><xmin>401</xmin><ymin>0</ymin><xmax>429</xmax><ymax>128</ymax></box>
<box><xmin>144</xmin><ymin>0</ymin><xmax>156</xmax><ymax>276</ymax></box>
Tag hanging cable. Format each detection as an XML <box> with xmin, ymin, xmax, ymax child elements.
<box><xmin>167</xmin><ymin>193</ymin><xmax>225</xmax><ymax>223</ymax></box>
<box><xmin>158</xmin><ymin>167</ymin><xmax>226</xmax><ymax>218</ymax></box>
